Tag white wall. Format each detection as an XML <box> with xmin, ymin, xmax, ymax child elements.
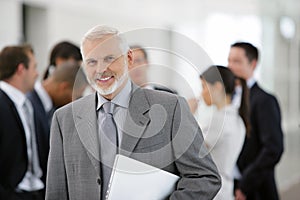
<box><xmin>24</xmin><ymin>5</ymin><xmax>48</xmax><ymax>74</ymax></box>
<box><xmin>0</xmin><ymin>0</ymin><xmax>22</xmax><ymax>50</ymax></box>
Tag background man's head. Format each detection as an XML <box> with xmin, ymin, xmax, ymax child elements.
<box><xmin>43</xmin><ymin>41</ymin><xmax>82</xmax><ymax>80</ymax></box>
<box><xmin>43</xmin><ymin>62</ymin><xmax>87</xmax><ymax>107</ymax></box>
<box><xmin>228</xmin><ymin>42</ymin><xmax>259</xmax><ymax>80</ymax></box>
<box><xmin>0</xmin><ymin>44</ymin><xmax>38</xmax><ymax>93</ymax></box>
<box><xmin>129</xmin><ymin>45</ymin><xmax>149</xmax><ymax>87</ymax></box>
<box><xmin>80</xmin><ymin>25</ymin><xmax>133</xmax><ymax>100</ymax></box>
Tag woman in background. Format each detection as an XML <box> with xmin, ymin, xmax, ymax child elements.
<box><xmin>200</xmin><ymin>65</ymin><xmax>250</xmax><ymax>200</ymax></box>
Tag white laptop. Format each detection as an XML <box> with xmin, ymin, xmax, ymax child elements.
<box><xmin>106</xmin><ymin>154</ymin><xmax>180</xmax><ymax>200</ymax></box>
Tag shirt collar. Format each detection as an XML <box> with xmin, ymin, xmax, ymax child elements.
<box><xmin>34</xmin><ymin>81</ymin><xmax>53</xmax><ymax>112</ymax></box>
<box><xmin>144</xmin><ymin>84</ymin><xmax>154</xmax><ymax>90</ymax></box>
<box><xmin>96</xmin><ymin>80</ymin><xmax>132</xmax><ymax>110</ymax></box>
<box><xmin>247</xmin><ymin>76</ymin><xmax>256</xmax><ymax>88</ymax></box>
<box><xmin>0</xmin><ymin>81</ymin><xmax>26</xmax><ymax>107</ymax></box>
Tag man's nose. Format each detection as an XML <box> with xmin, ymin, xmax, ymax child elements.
<box><xmin>96</xmin><ymin>61</ymin><xmax>110</xmax><ymax>73</ymax></box>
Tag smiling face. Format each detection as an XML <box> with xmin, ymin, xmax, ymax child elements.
<box><xmin>82</xmin><ymin>35</ymin><xmax>133</xmax><ymax>100</ymax></box>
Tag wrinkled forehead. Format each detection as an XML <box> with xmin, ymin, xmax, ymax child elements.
<box><xmin>83</xmin><ymin>35</ymin><xmax>123</xmax><ymax>59</ymax></box>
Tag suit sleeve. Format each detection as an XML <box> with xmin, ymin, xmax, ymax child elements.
<box><xmin>45</xmin><ymin>112</ymin><xmax>69</xmax><ymax>200</ymax></box>
<box><xmin>169</xmin><ymin>97</ymin><xmax>221</xmax><ymax>200</ymax></box>
<box><xmin>239</xmin><ymin>95</ymin><xmax>284</xmax><ymax>194</ymax></box>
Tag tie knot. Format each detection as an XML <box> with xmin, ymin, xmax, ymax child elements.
<box><xmin>23</xmin><ymin>99</ymin><xmax>32</xmax><ymax>112</ymax></box>
<box><xmin>102</xmin><ymin>102</ymin><xmax>113</xmax><ymax>114</ymax></box>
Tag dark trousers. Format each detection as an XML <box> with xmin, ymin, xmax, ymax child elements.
<box><xmin>12</xmin><ymin>189</ymin><xmax>44</xmax><ymax>200</ymax></box>
<box><xmin>234</xmin><ymin>178</ymin><xmax>279</xmax><ymax>200</ymax></box>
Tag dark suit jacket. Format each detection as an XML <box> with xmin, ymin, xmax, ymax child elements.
<box><xmin>0</xmin><ymin>89</ymin><xmax>48</xmax><ymax>199</ymax></box>
<box><xmin>46</xmin><ymin>84</ymin><xmax>221</xmax><ymax>200</ymax></box>
<box><xmin>27</xmin><ymin>90</ymin><xmax>51</xmax><ymax>183</ymax></box>
<box><xmin>237</xmin><ymin>83</ymin><xmax>284</xmax><ymax>200</ymax></box>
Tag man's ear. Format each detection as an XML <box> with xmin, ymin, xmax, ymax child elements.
<box><xmin>127</xmin><ymin>49</ymin><xmax>134</xmax><ymax>69</ymax></box>
<box><xmin>58</xmin><ymin>82</ymin><xmax>72</xmax><ymax>91</ymax></box>
<box><xmin>250</xmin><ymin>59</ymin><xmax>257</xmax><ymax>71</ymax></box>
<box><xmin>16</xmin><ymin>63</ymin><xmax>26</xmax><ymax>76</ymax></box>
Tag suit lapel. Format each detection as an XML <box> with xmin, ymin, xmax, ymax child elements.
<box><xmin>250</xmin><ymin>82</ymin><xmax>258</xmax><ymax>104</ymax></box>
<box><xmin>73</xmin><ymin>88</ymin><xmax>151</xmax><ymax>165</ymax></box>
<box><xmin>0</xmin><ymin>89</ymin><xmax>26</xmax><ymax>136</ymax></box>
<box><xmin>73</xmin><ymin>94</ymin><xmax>101</xmax><ymax>165</ymax></box>
<box><xmin>120</xmin><ymin>86</ymin><xmax>150</xmax><ymax>156</ymax></box>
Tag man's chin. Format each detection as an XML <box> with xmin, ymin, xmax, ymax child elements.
<box><xmin>96</xmin><ymin>88</ymin><xmax>115</xmax><ymax>96</ymax></box>
<box><xmin>93</xmin><ymin>83</ymin><xmax>117</xmax><ymax>96</ymax></box>
<box><xmin>91</xmin><ymin>75</ymin><xmax>128</xmax><ymax>97</ymax></box>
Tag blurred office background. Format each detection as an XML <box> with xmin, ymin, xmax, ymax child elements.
<box><xmin>1</xmin><ymin>0</ymin><xmax>299</xmax><ymax>199</ymax></box>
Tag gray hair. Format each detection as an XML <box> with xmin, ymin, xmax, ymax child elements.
<box><xmin>80</xmin><ymin>25</ymin><xmax>129</xmax><ymax>58</ymax></box>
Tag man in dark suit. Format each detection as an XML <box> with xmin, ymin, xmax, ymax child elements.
<box><xmin>0</xmin><ymin>45</ymin><xmax>44</xmax><ymax>199</ymax></box>
<box><xmin>27</xmin><ymin>63</ymin><xmax>87</xmax><ymax>183</ymax></box>
<box><xmin>228</xmin><ymin>42</ymin><xmax>284</xmax><ymax>200</ymax></box>
<box><xmin>46</xmin><ymin>25</ymin><xmax>221</xmax><ymax>200</ymax></box>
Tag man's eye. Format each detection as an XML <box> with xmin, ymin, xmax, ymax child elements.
<box><xmin>104</xmin><ymin>56</ymin><xmax>115</xmax><ymax>63</ymax></box>
<box><xmin>87</xmin><ymin>60</ymin><xmax>97</xmax><ymax>66</ymax></box>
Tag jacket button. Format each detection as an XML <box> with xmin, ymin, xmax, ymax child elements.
<box><xmin>97</xmin><ymin>178</ymin><xmax>101</xmax><ymax>185</ymax></box>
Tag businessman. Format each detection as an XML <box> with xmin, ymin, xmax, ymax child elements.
<box><xmin>46</xmin><ymin>25</ymin><xmax>221</xmax><ymax>200</ymax></box>
<box><xmin>228</xmin><ymin>42</ymin><xmax>284</xmax><ymax>200</ymax></box>
<box><xmin>0</xmin><ymin>45</ymin><xmax>44</xmax><ymax>199</ymax></box>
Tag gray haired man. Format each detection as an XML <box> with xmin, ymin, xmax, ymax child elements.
<box><xmin>46</xmin><ymin>25</ymin><xmax>221</xmax><ymax>200</ymax></box>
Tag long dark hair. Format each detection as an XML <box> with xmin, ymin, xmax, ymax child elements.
<box><xmin>200</xmin><ymin>65</ymin><xmax>250</xmax><ymax>136</ymax></box>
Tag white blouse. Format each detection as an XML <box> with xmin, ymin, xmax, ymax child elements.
<box><xmin>203</xmin><ymin>105</ymin><xmax>246</xmax><ymax>200</ymax></box>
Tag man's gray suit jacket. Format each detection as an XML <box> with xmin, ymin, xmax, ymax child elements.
<box><xmin>46</xmin><ymin>85</ymin><xmax>221</xmax><ymax>200</ymax></box>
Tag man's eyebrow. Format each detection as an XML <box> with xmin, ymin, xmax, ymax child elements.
<box><xmin>85</xmin><ymin>58</ymin><xmax>96</xmax><ymax>62</ymax></box>
<box><xmin>104</xmin><ymin>53</ymin><xmax>118</xmax><ymax>57</ymax></box>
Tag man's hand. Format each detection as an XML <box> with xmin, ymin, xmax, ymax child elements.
<box><xmin>235</xmin><ymin>189</ymin><xmax>246</xmax><ymax>200</ymax></box>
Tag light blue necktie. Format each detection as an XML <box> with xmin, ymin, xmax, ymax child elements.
<box><xmin>100</xmin><ymin>102</ymin><xmax>118</xmax><ymax>200</ymax></box>
<box><xmin>22</xmin><ymin>99</ymin><xmax>42</xmax><ymax>185</ymax></box>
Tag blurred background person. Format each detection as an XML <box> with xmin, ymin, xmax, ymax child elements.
<box><xmin>228</xmin><ymin>42</ymin><xmax>284</xmax><ymax>200</ymax></box>
<box><xmin>129</xmin><ymin>45</ymin><xmax>148</xmax><ymax>87</ymax></box>
<box><xmin>200</xmin><ymin>65</ymin><xmax>250</xmax><ymax>200</ymax></box>
<box><xmin>0</xmin><ymin>45</ymin><xmax>44</xmax><ymax>199</ymax></box>
<box><xmin>42</xmin><ymin>41</ymin><xmax>82</xmax><ymax>80</ymax></box>
<box><xmin>27</xmin><ymin>62</ymin><xmax>87</xmax><ymax>191</ymax></box>
<box><xmin>130</xmin><ymin>45</ymin><xmax>177</xmax><ymax>94</ymax></box>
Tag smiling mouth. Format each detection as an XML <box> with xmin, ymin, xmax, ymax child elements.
<box><xmin>99</xmin><ymin>76</ymin><xmax>112</xmax><ymax>81</ymax></box>
<box><xmin>96</xmin><ymin>75</ymin><xmax>114</xmax><ymax>83</ymax></box>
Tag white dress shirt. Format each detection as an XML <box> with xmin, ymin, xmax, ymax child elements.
<box><xmin>34</xmin><ymin>81</ymin><xmax>53</xmax><ymax>113</ymax></box>
<box><xmin>232</xmin><ymin>76</ymin><xmax>256</xmax><ymax>108</ymax></box>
